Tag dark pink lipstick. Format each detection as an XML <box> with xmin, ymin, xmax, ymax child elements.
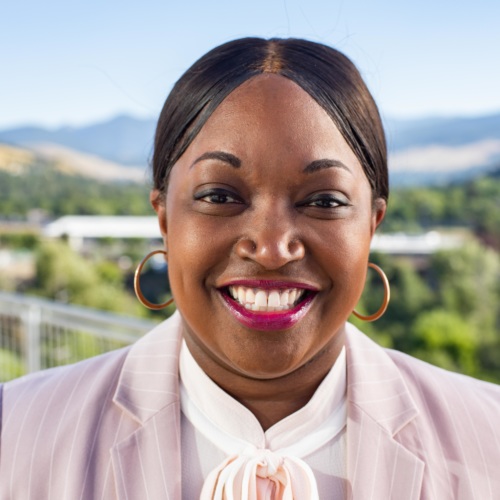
<box><xmin>218</xmin><ymin>280</ymin><xmax>317</xmax><ymax>331</ymax></box>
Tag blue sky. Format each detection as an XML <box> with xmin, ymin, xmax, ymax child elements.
<box><xmin>2</xmin><ymin>0</ymin><xmax>500</xmax><ymax>128</ymax></box>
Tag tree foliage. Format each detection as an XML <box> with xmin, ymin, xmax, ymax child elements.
<box><xmin>384</xmin><ymin>169</ymin><xmax>500</xmax><ymax>246</ymax></box>
<box><xmin>30</xmin><ymin>240</ymin><xmax>149</xmax><ymax>317</ymax></box>
<box><xmin>0</xmin><ymin>166</ymin><xmax>151</xmax><ymax>218</ymax></box>
<box><xmin>360</xmin><ymin>241</ymin><xmax>500</xmax><ymax>382</ymax></box>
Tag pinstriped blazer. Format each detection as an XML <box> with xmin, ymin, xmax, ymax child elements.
<box><xmin>1</xmin><ymin>311</ymin><xmax>500</xmax><ymax>499</ymax></box>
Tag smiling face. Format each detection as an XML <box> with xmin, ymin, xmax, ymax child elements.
<box><xmin>153</xmin><ymin>74</ymin><xmax>385</xmax><ymax>385</ymax></box>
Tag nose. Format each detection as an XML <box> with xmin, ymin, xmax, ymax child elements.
<box><xmin>234</xmin><ymin>206</ymin><xmax>305</xmax><ymax>270</ymax></box>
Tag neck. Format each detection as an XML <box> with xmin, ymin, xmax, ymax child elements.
<box><xmin>184</xmin><ymin>332</ymin><xmax>345</xmax><ymax>431</ymax></box>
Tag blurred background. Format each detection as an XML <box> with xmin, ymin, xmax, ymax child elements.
<box><xmin>1</xmin><ymin>0</ymin><xmax>499</xmax><ymax>381</ymax></box>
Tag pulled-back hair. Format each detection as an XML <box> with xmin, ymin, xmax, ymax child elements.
<box><xmin>153</xmin><ymin>37</ymin><xmax>388</xmax><ymax>201</ymax></box>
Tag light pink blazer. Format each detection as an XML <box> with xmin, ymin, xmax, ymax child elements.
<box><xmin>1</xmin><ymin>311</ymin><xmax>500</xmax><ymax>499</ymax></box>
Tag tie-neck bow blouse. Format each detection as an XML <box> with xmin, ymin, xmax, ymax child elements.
<box><xmin>180</xmin><ymin>341</ymin><xmax>348</xmax><ymax>499</ymax></box>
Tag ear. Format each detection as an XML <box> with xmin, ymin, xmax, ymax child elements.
<box><xmin>370</xmin><ymin>198</ymin><xmax>387</xmax><ymax>237</ymax></box>
<box><xmin>150</xmin><ymin>189</ymin><xmax>168</xmax><ymax>248</ymax></box>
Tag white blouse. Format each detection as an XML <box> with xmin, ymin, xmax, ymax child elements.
<box><xmin>180</xmin><ymin>341</ymin><xmax>348</xmax><ymax>499</ymax></box>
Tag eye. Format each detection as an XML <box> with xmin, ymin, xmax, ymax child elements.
<box><xmin>194</xmin><ymin>188</ymin><xmax>242</xmax><ymax>204</ymax></box>
<box><xmin>296</xmin><ymin>192</ymin><xmax>350</xmax><ymax>220</ymax></box>
<box><xmin>301</xmin><ymin>193</ymin><xmax>348</xmax><ymax>209</ymax></box>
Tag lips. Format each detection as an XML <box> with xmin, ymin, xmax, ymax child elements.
<box><xmin>219</xmin><ymin>280</ymin><xmax>318</xmax><ymax>331</ymax></box>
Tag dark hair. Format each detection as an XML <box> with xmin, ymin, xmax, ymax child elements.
<box><xmin>153</xmin><ymin>37</ymin><xmax>388</xmax><ymax>201</ymax></box>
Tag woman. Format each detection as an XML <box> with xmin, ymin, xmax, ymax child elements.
<box><xmin>1</xmin><ymin>37</ymin><xmax>500</xmax><ymax>500</ymax></box>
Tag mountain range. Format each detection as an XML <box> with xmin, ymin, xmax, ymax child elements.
<box><xmin>1</xmin><ymin>112</ymin><xmax>499</xmax><ymax>186</ymax></box>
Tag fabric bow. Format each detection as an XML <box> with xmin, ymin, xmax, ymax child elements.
<box><xmin>200</xmin><ymin>446</ymin><xmax>320</xmax><ymax>500</ymax></box>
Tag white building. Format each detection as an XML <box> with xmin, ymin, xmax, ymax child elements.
<box><xmin>43</xmin><ymin>216</ymin><xmax>162</xmax><ymax>249</ymax></box>
<box><xmin>371</xmin><ymin>231</ymin><xmax>464</xmax><ymax>255</ymax></box>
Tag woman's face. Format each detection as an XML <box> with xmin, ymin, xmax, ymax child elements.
<box><xmin>153</xmin><ymin>74</ymin><xmax>385</xmax><ymax>380</ymax></box>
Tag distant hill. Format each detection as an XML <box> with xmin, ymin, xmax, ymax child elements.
<box><xmin>0</xmin><ymin>115</ymin><xmax>156</xmax><ymax>167</ymax></box>
<box><xmin>0</xmin><ymin>143</ymin><xmax>147</xmax><ymax>183</ymax></box>
<box><xmin>385</xmin><ymin>114</ymin><xmax>500</xmax><ymax>150</ymax></box>
<box><xmin>383</xmin><ymin>113</ymin><xmax>500</xmax><ymax>186</ymax></box>
<box><xmin>1</xmin><ymin>112</ymin><xmax>499</xmax><ymax>186</ymax></box>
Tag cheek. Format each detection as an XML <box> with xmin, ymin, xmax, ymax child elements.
<box><xmin>314</xmin><ymin>214</ymin><xmax>374</xmax><ymax>308</ymax></box>
<box><xmin>165</xmin><ymin>212</ymin><xmax>227</xmax><ymax>300</ymax></box>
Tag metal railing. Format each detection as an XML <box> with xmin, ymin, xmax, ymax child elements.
<box><xmin>0</xmin><ymin>291</ymin><xmax>157</xmax><ymax>382</ymax></box>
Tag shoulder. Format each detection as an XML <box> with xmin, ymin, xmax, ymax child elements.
<box><xmin>385</xmin><ymin>347</ymin><xmax>500</xmax><ymax>412</ymax></box>
<box><xmin>346</xmin><ymin>324</ymin><xmax>500</xmax><ymax>496</ymax></box>
<box><xmin>4</xmin><ymin>344</ymin><xmax>128</xmax><ymax>403</ymax></box>
<box><xmin>1</xmin><ymin>345</ymin><xmax>131</xmax><ymax>443</ymax></box>
<box><xmin>345</xmin><ymin>322</ymin><xmax>500</xmax><ymax>437</ymax></box>
<box><xmin>346</xmin><ymin>322</ymin><xmax>500</xmax><ymax>412</ymax></box>
<box><xmin>385</xmin><ymin>347</ymin><xmax>500</xmax><ymax>496</ymax></box>
<box><xmin>0</xmin><ymin>347</ymin><xmax>132</xmax><ymax>496</ymax></box>
<box><xmin>0</xmin><ymin>314</ymin><xmax>182</xmax><ymax>497</ymax></box>
<box><xmin>1</xmin><ymin>312</ymin><xmax>182</xmax><ymax>417</ymax></box>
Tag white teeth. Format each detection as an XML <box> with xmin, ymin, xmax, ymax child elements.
<box><xmin>255</xmin><ymin>290</ymin><xmax>267</xmax><ymax>307</ymax></box>
<box><xmin>226</xmin><ymin>285</ymin><xmax>309</xmax><ymax>311</ymax></box>
<box><xmin>245</xmin><ymin>289</ymin><xmax>255</xmax><ymax>304</ymax></box>
<box><xmin>268</xmin><ymin>291</ymin><xmax>280</xmax><ymax>308</ymax></box>
<box><xmin>280</xmin><ymin>291</ymin><xmax>289</xmax><ymax>306</ymax></box>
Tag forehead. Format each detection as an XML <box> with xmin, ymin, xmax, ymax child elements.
<box><xmin>184</xmin><ymin>74</ymin><xmax>361</xmax><ymax>168</ymax></box>
<box><xmin>218</xmin><ymin>73</ymin><xmax>325</xmax><ymax>123</ymax></box>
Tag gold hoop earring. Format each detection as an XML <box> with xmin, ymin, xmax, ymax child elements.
<box><xmin>134</xmin><ymin>250</ymin><xmax>174</xmax><ymax>310</ymax></box>
<box><xmin>352</xmin><ymin>263</ymin><xmax>390</xmax><ymax>322</ymax></box>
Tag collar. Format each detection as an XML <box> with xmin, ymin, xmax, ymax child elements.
<box><xmin>180</xmin><ymin>340</ymin><xmax>347</xmax><ymax>457</ymax></box>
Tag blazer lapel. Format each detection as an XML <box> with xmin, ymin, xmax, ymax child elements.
<box><xmin>345</xmin><ymin>324</ymin><xmax>425</xmax><ymax>500</ymax></box>
<box><xmin>111</xmin><ymin>403</ymin><xmax>181</xmax><ymax>500</ymax></box>
<box><xmin>111</xmin><ymin>312</ymin><xmax>184</xmax><ymax>500</ymax></box>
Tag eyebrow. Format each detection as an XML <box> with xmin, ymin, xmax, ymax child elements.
<box><xmin>190</xmin><ymin>152</ymin><xmax>350</xmax><ymax>174</ymax></box>
<box><xmin>191</xmin><ymin>151</ymin><xmax>241</xmax><ymax>169</ymax></box>
<box><xmin>303</xmin><ymin>159</ymin><xmax>351</xmax><ymax>174</ymax></box>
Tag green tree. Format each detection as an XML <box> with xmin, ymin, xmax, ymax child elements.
<box><xmin>363</xmin><ymin>254</ymin><xmax>433</xmax><ymax>352</ymax></box>
<box><xmin>32</xmin><ymin>240</ymin><xmax>146</xmax><ymax>316</ymax></box>
<box><xmin>0</xmin><ymin>349</ymin><xmax>25</xmax><ymax>381</ymax></box>
<box><xmin>411</xmin><ymin>309</ymin><xmax>478</xmax><ymax>375</ymax></box>
<box><xmin>429</xmin><ymin>241</ymin><xmax>500</xmax><ymax>337</ymax></box>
